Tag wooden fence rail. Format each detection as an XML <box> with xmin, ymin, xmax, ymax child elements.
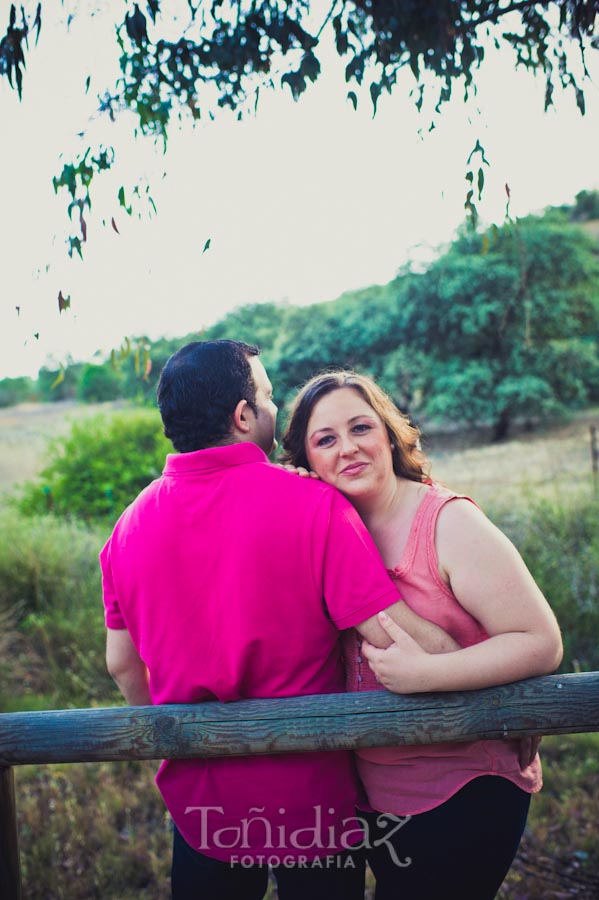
<box><xmin>1</xmin><ymin>672</ymin><xmax>598</xmax><ymax>898</ymax></box>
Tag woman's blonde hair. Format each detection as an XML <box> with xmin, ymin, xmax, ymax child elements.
<box><xmin>281</xmin><ymin>370</ymin><xmax>429</xmax><ymax>482</ymax></box>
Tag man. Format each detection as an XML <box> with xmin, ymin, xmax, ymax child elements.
<box><xmin>101</xmin><ymin>340</ymin><xmax>454</xmax><ymax>900</ymax></box>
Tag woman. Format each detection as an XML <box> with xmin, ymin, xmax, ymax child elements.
<box><xmin>281</xmin><ymin>370</ymin><xmax>562</xmax><ymax>900</ymax></box>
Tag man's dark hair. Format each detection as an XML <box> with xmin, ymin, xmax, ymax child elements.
<box><xmin>157</xmin><ymin>340</ymin><xmax>260</xmax><ymax>452</ymax></box>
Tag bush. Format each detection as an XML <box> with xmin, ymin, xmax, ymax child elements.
<box><xmin>17</xmin><ymin>761</ymin><xmax>172</xmax><ymax>899</ymax></box>
<box><xmin>17</xmin><ymin>408</ymin><xmax>171</xmax><ymax>522</ymax></box>
<box><xmin>0</xmin><ymin>509</ymin><xmax>115</xmax><ymax>708</ymax></box>
<box><xmin>77</xmin><ymin>364</ymin><xmax>124</xmax><ymax>402</ymax></box>
<box><xmin>493</xmin><ymin>495</ymin><xmax>599</xmax><ymax>672</ymax></box>
<box><xmin>0</xmin><ymin>375</ymin><xmax>36</xmax><ymax>407</ymax></box>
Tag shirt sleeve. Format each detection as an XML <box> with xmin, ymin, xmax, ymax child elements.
<box><xmin>319</xmin><ymin>490</ymin><xmax>401</xmax><ymax>630</ymax></box>
<box><xmin>99</xmin><ymin>537</ymin><xmax>127</xmax><ymax>630</ymax></box>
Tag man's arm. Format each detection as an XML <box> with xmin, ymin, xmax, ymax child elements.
<box><xmin>106</xmin><ymin>628</ymin><xmax>151</xmax><ymax>705</ymax></box>
<box><xmin>355</xmin><ymin>600</ymin><xmax>460</xmax><ymax>653</ymax></box>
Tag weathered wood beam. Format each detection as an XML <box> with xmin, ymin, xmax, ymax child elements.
<box><xmin>0</xmin><ymin>767</ymin><xmax>21</xmax><ymax>900</ymax></box>
<box><xmin>0</xmin><ymin>673</ymin><xmax>598</xmax><ymax>766</ymax></box>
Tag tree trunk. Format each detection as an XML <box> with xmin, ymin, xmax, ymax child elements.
<box><xmin>492</xmin><ymin>409</ymin><xmax>511</xmax><ymax>442</ymax></box>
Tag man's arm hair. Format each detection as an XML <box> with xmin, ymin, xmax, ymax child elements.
<box><xmin>355</xmin><ymin>600</ymin><xmax>460</xmax><ymax>653</ymax></box>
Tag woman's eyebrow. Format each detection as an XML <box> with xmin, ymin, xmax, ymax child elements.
<box><xmin>309</xmin><ymin>415</ymin><xmax>375</xmax><ymax>439</ymax></box>
<box><xmin>308</xmin><ymin>426</ymin><xmax>334</xmax><ymax>439</ymax></box>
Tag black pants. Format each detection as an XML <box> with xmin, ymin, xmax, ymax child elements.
<box><xmin>171</xmin><ymin>824</ymin><xmax>365</xmax><ymax>900</ymax></box>
<box><xmin>362</xmin><ymin>775</ymin><xmax>531</xmax><ymax>900</ymax></box>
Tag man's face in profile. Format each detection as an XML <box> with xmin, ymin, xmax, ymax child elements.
<box><xmin>247</xmin><ymin>356</ymin><xmax>278</xmax><ymax>455</ymax></box>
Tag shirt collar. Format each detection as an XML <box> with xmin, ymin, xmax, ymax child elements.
<box><xmin>163</xmin><ymin>442</ymin><xmax>269</xmax><ymax>475</ymax></box>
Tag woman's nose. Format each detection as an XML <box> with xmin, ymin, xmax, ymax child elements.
<box><xmin>338</xmin><ymin>434</ymin><xmax>358</xmax><ymax>455</ymax></box>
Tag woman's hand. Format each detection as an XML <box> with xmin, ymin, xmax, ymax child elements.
<box><xmin>361</xmin><ymin>611</ymin><xmax>436</xmax><ymax>693</ymax></box>
<box><xmin>274</xmin><ymin>463</ymin><xmax>320</xmax><ymax>478</ymax></box>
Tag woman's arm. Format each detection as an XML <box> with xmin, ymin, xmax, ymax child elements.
<box><xmin>362</xmin><ymin>500</ymin><xmax>563</xmax><ymax>693</ymax></box>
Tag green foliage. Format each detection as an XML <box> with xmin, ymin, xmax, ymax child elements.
<box><xmin>0</xmin><ymin>2</ymin><xmax>41</xmax><ymax>99</ymax></box>
<box><xmin>399</xmin><ymin>215</ymin><xmax>599</xmax><ymax>438</ymax></box>
<box><xmin>4</xmin><ymin>203</ymin><xmax>598</xmax><ymax>447</ymax></box>
<box><xmin>36</xmin><ymin>362</ymin><xmax>83</xmax><ymax>402</ymax></box>
<box><xmin>5</xmin><ymin>3</ymin><xmax>595</xmax><ymax>124</ymax></box>
<box><xmin>77</xmin><ymin>363</ymin><xmax>124</xmax><ymax>402</ymax></box>
<box><xmin>17</xmin><ymin>409</ymin><xmax>170</xmax><ymax>522</ymax></box>
<box><xmin>0</xmin><ymin>509</ymin><xmax>115</xmax><ymax>709</ymax></box>
<box><xmin>494</xmin><ymin>495</ymin><xmax>599</xmax><ymax>673</ymax></box>
<box><xmin>0</xmin><ymin>375</ymin><xmax>35</xmax><ymax>407</ymax></box>
<box><xmin>116</xmin><ymin>333</ymin><xmax>201</xmax><ymax>405</ymax></box>
<box><xmin>3</xmin><ymin>4</ymin><xmax>597</xmax><ymax>262</ymax></box>
<box><xmin>570</xmin><ymin>189</ymin><xmax>599</xmax><ymax>222</ymax></box>
<box><xmin>52</xmin><ymin>145</ymin><xmax>115</xmax><ymax>258</ymax></box>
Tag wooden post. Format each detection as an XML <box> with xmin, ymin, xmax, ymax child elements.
<box><xmin>0</xmin><ymin>766</ymin><xmax>21</xmax><ymax>900</ymax></box>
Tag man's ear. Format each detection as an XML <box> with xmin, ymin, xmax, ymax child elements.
<box><xmin>232</xmin><ymin>398</ymin><xmax>253</xmax><ymax>437</ymax></box>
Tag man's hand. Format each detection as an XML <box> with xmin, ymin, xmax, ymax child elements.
<box><xmin>518</xmin><ymin>735</ymin><xmax>542</xmax><ymax>768</ymax></box>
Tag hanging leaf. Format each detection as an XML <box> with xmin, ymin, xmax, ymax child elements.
<box><xmin>370</xmin><ymin>81</ymin><xmax>382</xmax><ymax>117</ymax></box>
<box><xmin>347</xmin><ymin>90</ymin><xmax>357</xmax><ymax>111</ymax></box>
<box><xmin>50</xmin><ymin>366</ymin><xmax>65</xmax><ymax>390</ymax></box>
<box><xmin>33</xmin><ymin>2</ymin><xmax>41</xmax><ymax>44</ymax></box>
<box><xmin>504</xmin><ymin>183</ymin><xmax>512</xmax><ymax>220</ymax></box>
<box><xmin>111</xmin><ymin>217</ymin><xmax>120</xmax><ymax>234</ymax></box>
<box><xmin>118</xmin><ymin>186</ymin><xmax>133</xmax><ymax>215</ymax></box>
<box><xmin>477</xmin><ymin>167</ymin><xmax>485</xmax><ymax>200</ymax></box>
<box><xmin>143</xmin><ymin>348</ymin><xmax>152</xmax><ymax>380</ymax></box>
<box><xmin>58</xmin><ymin>290</ymin><xmax>71</xmax><ymax>313</ymax></box>
<box><xmin>80</xmin><ymin>207</ymin><xmax>87</xmax><ymax>242</ymax></box>
<box><xmin>202</xmin><ymin>237</ymin><xmax>211</xmax><ymax>254</ymax></box>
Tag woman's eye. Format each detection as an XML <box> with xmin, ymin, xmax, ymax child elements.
<box><xmin>353</xmin><ymin>423</ymin><xmax>371</xmax><ymax>433</ymax></box>
<box><xmin>316</xmin><ymin>435</ymin><xmax>335</xmax><ymax>447</ymax></box>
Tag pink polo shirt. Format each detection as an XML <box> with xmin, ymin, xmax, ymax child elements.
<box><xmin>100</xmin><ymin>443</ymin><xmax>399</xmax><ymax>861</ymax></box>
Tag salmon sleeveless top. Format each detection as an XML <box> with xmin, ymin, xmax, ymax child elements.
<box><xmin>342</xmin><ymin>483</ymin><xmax>542</xmax><ymax>815</ymax></box>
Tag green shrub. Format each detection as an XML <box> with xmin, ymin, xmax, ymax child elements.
<box><xmin>493</xmin><ymin>495</ymin><xmax>599</xmax><ymax>672</ymax></box>
<box><xmin>17</xmin><ymin>408</ymin><xmax>171</xmax><ymax>522</ymax></box>
<box><xmin>77</xmin><ymin>363</ymin><xmax>124</xmax><ymax>402</ymax></box>
<box><xmin>0</xmin><ymin>375</ymin><xmax>36</xmax><ymax>407</ymax></box>
<box><xmin>0</xmin><ymin>509</ymin><xmax>116</xmax><ymax>708</ymax></box>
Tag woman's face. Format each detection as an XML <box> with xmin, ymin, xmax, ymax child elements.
<box><xmin>304</xmin><ymin>387</ymin><xmax>396</xmax><ymax>503</ymax></box>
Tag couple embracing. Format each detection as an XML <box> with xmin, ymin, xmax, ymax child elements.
<box><xmin>101</xmin><ymin>339</ymin><xmax>562</xmax><ymax>900</ymax></box>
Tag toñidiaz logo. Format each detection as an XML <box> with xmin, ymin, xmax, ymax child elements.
<box><xmin>184</xmin><ymin>805</ymin><xmax>412</xmax><ymax>867</ymax></box>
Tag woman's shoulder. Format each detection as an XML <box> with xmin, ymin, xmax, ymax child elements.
<box><xmin>435</xmin><ymin>490</ymin><xmax>505</xmax><ymax>554</ymax></box>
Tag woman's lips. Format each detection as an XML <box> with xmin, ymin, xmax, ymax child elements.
<box><xmin>341</xmin><ymin>462</ymin><xmax>368</xmax><ymax>475</ymax></box>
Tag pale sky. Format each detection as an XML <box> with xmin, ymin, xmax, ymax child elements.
<box><xmin>1</xmin><ymin>4</ymin><xmax>598</xmax><ymax>379</ymax></box>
